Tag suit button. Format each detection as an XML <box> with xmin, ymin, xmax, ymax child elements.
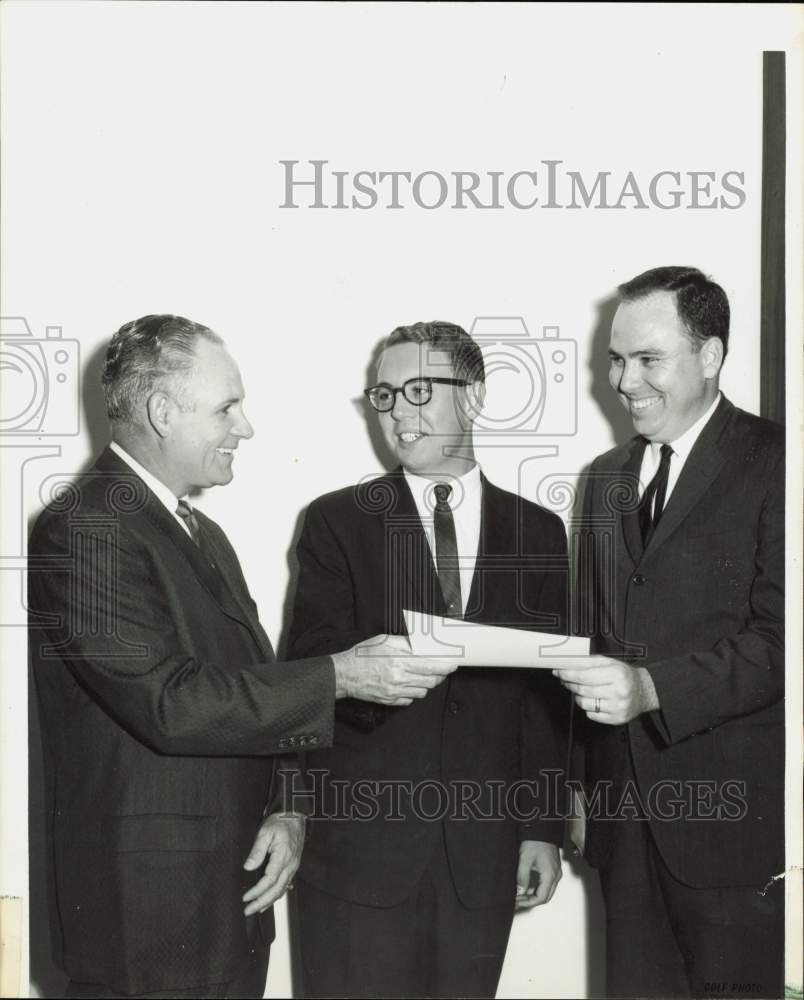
<box><xmin>448</xmin><ymin>700</ymin><xmax>460</xmax><ymax>715</ymax></box>
<box><xmin>632</xmin><ymin>574</ymin><xmax>647</xmax><ymax>586</ymax></box>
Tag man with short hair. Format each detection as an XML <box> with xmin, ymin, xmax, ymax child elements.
<box><xmin>558</xmin><ymin>268</ymin><xmax>784</xmax><ymax>998</ymax></box>
<box><xmin>28</xmin><ymin>314</ymin><xmax>456</xmax><ymax>998</ymax></box>
<box><xmin>287</xmin><ymin>320</ymin><xmax>570</xmax><ymax>998</ymax></box>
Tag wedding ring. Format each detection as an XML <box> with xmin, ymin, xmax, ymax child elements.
<box><xmin>594</xmin><ymin>697</ymin><xmax>601</xmax><ymax>714</ymax></box>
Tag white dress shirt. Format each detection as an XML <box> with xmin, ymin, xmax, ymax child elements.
<box><xmin>404</xmin><ymin>464</ymin><xmax>482</xmax><ymax>616</ymax></box>
<box><xmin>109</xmin><ymin>440</ymin><xmax>193</xmax><ymax>538</ymax></box>
<box><xmin>638</xmin><ymin>391</ymin><xmax>721</xmax><ymax>513</ymax></box>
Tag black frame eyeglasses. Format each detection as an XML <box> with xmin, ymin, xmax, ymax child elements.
<box><xmin>364</xmin><ymin>377</ymin><xmax>469</xmax><ymax>413</ymax></box>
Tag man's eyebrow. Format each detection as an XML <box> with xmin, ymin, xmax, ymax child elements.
<box><xmin>217</xmin><ymin>395</ymin><xmax>241</xmax><ymax>407</ymax></box>
<box><xmin>609</xmin><ymin>346</ymin><xmax>665</xmax><ymax>357</ymax></box>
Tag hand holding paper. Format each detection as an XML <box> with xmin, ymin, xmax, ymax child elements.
<box><xmin>553</xmin><ymin>655</ymin><xmax>660</xmax><ymax>724</ymax></box>
<box><xmin>403</xmin><ymin>610</ymin><xmax>589</xmax><ymax>669</ymax></box>
<box><xmin>331</xmin><ymin>633</ymin><xmax>459</xmax><ymax>706</ymax></box>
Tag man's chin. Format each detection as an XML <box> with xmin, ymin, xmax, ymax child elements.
<box><xmin>397</xmin><ymin>451</ymin><xmax>430</xmax><ymax>474</ymax></box>
<box><xmin>389</xmin><ymin>443</ymin><xmax>428</xmax><ymax>471</ymax></box>
<box><xmin>207</xmin><ymin>471</ymin><xmax>235</xmax><ymax>489</ymax></box>
<box><xmin>631</xmin><ymin>416</ymin><xmax>664</xmax><ymax>440</ymax></box>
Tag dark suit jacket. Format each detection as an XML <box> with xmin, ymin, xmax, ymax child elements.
<box><xmin>286</xmin><ymin>470</ymin><xmax>570</xmax><ymax>909</ymax></box>
<box><xmin>577</xmin><ymin>396</ymin><xmax>784</xmax><ymax>888</ymax></box>
<box><xmin>27</xmin><ymin>447</ymin><xmax>335</xmax><ymax>995</ymax></box>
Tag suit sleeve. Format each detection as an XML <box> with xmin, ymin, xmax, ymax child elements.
<box><xmin>518</xmin><ymin>510</ymin><xmax>571</xmax><ymax>845</ymax></box>
<box><xmin>646</xmin><ymin>449</ymin><xmax>784</xmax><ymax>744</ymax></box>
<box><xmin>28</xmin><ymin>511</ymin><xmax>335</xmax><ymax>757</ymax></box>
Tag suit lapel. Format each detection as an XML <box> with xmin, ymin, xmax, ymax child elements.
<box><xmin>642</xmin><ymin>396</ymin><xmax>731</xmax><ymax>557</ymax></box>
<box><xmin>464</xmin><ymin>476</ymin><xmax>508</xmax><ymax>621</ymax></box>
<box><xmin>620</xmin><ymin>438</ymin><xmax>647</xmax><ymax>566</ymax></box>
<box><xmin>382</xmin><ymin>470</ymin><xmax>443</xmax><ymax>615</ymax></box>
<box><xmin>142</xmin><ymin>496</ymin><xmax>258</xmax><ymax>632</ymax></box>
<box><xmin>95</xmin><ymin>447</ymin><xmax>256</xmax><ymax>633</ymax></box>
<box><xmin>191</xmin><ymin>516</ymin><xmax>275</xmax><ymax>658</ymax></box>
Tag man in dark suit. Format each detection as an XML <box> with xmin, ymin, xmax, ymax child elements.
<box><xmin>286</xmin><ymin>321</ymin><xmax>570</xmax><ymax>998</ymax></box>
<box><xmin>27</xmin><ymin>315</ymin><xmax>456</xmax><ymax>998</ymax></box>
<box><xmin>557</xmin><ymin>268</ymin><xmax>784</xmax><ymax>998</ymax></box>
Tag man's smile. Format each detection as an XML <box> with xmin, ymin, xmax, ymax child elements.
<box><xmin>625</xmin><ymin>395</ymin><xmax>662</xmax><ymax>412</ymax></box>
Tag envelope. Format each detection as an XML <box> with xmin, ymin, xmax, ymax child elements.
<box><xmin>402</xmin><ymin>609</ymin><xmax>590</xmax><ymax>669</ymax></box>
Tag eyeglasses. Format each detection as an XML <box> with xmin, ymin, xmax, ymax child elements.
<box><xmin>364</xmin><ymin>377</ymin><xmax>469</xmax><ymax>412</ymax></box>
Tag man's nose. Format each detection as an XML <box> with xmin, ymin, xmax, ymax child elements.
<box><xmin>234</xmin><ymin>410</ymin><xmax>255</xmax><ymax>439</ymax></box>
<box><xmin>617</xmin><ymin>360</ymin><xmax>642</xmax><ymax>394</ymax></box>
<box><xmin>390</xmin><ymin>389</ymin><xmax>417</xmax><ymax>420</ymax></box>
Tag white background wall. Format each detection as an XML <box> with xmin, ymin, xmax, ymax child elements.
<box><xmin>1</xmin><ymin>3</ymin><xmax>800</xmax><ymax>997</ymax></box>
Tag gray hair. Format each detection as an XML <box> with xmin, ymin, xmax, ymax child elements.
<box><xmin>101</xmin><ymin>314</ymin><xmax>223</xmax><ymax>425</ymax></box>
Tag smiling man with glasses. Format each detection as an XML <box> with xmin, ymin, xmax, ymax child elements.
<box><xmin>287</xmin><ymin>320</ymin><xmax>570</xmax><ymax>998</ymax></box>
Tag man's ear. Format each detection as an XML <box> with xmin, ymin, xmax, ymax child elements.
<box><xmin>701</xmin><ymin>337</ymin><xmax>724</xmax><ymax>379</ymax></box>
<box><xmin>146</xmin><ymin>391</ymin><xmax>172</xmax><ymax>439</ymax></box>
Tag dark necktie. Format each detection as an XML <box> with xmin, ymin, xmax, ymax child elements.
<box><xmin>433</xmin><ymin>483</ymin><xmax>462</xmax><ymax>617</ymax></box>
<box><xmin>176</xmin><ymin>499</ymin><xmax>202</xmax><ymax>547</ymax></box>
<box><xmin>638</xmin><ymin>443</ymin><xmax>673</xmax><ymax>545</ymax></box>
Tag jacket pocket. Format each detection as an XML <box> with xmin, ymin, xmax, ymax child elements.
<box><xmin>105</xmin><ymin>813</ymin><xmax>217</xmax><ymax>853</ymax></box>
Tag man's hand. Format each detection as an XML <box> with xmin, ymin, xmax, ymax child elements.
<box><xmin>242</xmin><ymin>812</ymin><xmax>305</xmax><ymax>915</ymax></box>
<box><xmin>515</xmin><ymin>840</ymin><xmax>562</xmax><ymax>908</ymax></box>
<box><xmin>331</xmin><ymin>634</ymin><xmax>458</xmax><ymax>706</ymax></box>
<box><xmin>553</xmin><ymin>655</ymin><xmax>659</xmax><ymax>725</ymax></box>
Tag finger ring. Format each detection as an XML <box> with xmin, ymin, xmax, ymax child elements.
<box><xmin>594</xmin><ymin>697</ymin><xmax>601</xmax><ymax>714</ymax></box>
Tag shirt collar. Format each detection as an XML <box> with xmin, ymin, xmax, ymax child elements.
<box><xmin>403</xmin><ymin>462</ymin><xmax>482</xmax><ymax>512</ymax></box>
<box><xmin>109</xmin><ymin>440</ymin><xmax>188</xmax><ymax>515</ymax></box>
<box><xmin>649</xmin><ymin>391</ymin><xmax>721</xmax><ymax>463</ymax></box>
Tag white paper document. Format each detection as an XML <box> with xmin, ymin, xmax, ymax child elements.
<box><xmin>403</xmin><ymin>610</ymin><xmax>590</xmax><ymax>669</ymax></box>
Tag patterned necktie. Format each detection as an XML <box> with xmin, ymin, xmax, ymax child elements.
<box><xmin>433</xmin><ymin>483</ymin><xmax>462</xmax><ymax>617</ymax></box>
<box><xmin>175</xmin><ymin>499</ymin><xmax>202</xmax><ymax>547</ymax></box>
<box><xmin>638</xmin><ymin>443</ymin><xmax>673</xmax><ymax>546</ymax></box>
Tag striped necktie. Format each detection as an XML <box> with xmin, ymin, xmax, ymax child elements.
<box><xmin>638</xmin><ymin>443</ymin><xmax>673</xmax><ymax>546</ymax></box>
<box><xmin>175</xmin><ymin>499</ymin><xmax>202</xmax><ymax>547</ymax></box>
<box><xmin>433</xmin><ymin>483</ymin><xmax>462</xmax><ymax>617</ymax></box>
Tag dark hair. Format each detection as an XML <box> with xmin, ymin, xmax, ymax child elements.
<box><xmin>617</xmin><ymin>266</ymin><xmax>730</xmax><ymax>358</ymax></box>
<box><xmin>101</xmin><ymin>314</ymin><xmax>223</xmax><ymax>424</ymax></box>
<box><xmin>382</xmin><ymin>321</ymin><xmax>485</xmax><ymax>383</ymax></box>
